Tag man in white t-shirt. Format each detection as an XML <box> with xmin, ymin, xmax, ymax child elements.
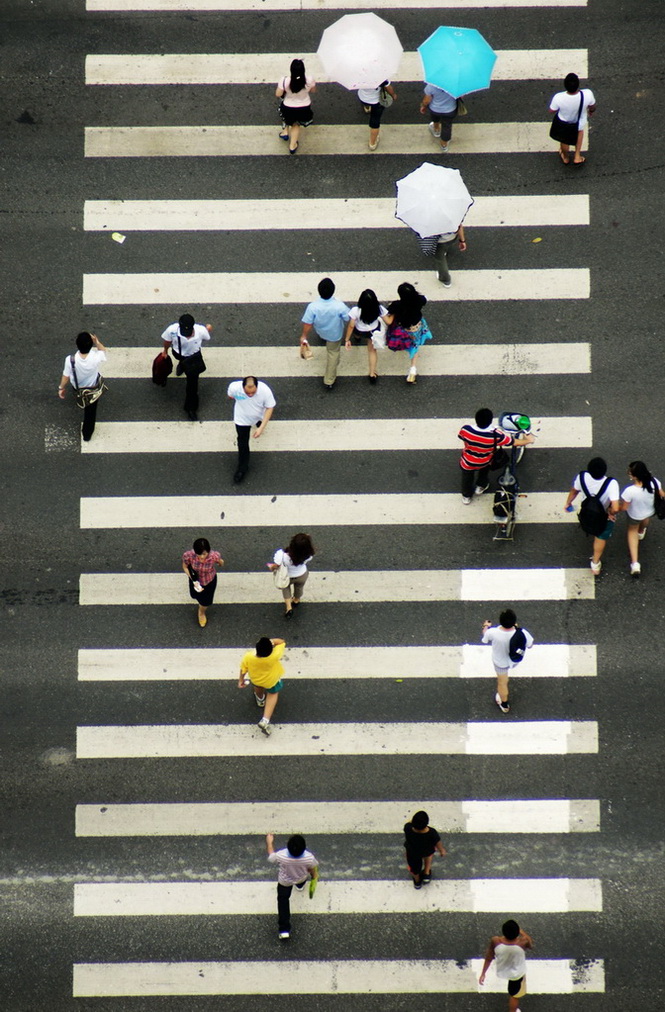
<box><xmin>564</xmin><ymin>456</ymin><xmax>620</xmax><ymax>575</ymax></box>
<box><xmin>227</xmin><ymin>376</ymin><xmax>276</xmax><ymax>483</ymax></box>
<box><xmin>58</xmin><ymin>331</ymin><xmax>108</xmax><ymax>441</ymax></box>
<box><xmin>482</xmin><ymin>609</ymin><xmax>534</xmax><ymax>714</ymax></box>
<box><xmin>479</xmin><ymin>918</ymin><xmax>533</xmax><ymax>1011</ymax></box>
<box><xmin>549</xmin><ymin>72</ymin><xmax>596</xmax><ymax>165</ymax></box>
<box><xmin>266</xmin><ymin>833</ymin><xmax>318</xmax><ymax>940</ymax></box>
<box><xmin>160</xmin><ymin>312</ymin><xmax>212</xmax><ymax>421</ymax></box>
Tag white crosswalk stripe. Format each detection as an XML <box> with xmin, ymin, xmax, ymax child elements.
<box><xmin>73</xmin><ymin>959</ymin><xmax>604</xmax><ymax>999</ymax></box>
<box><xmin>75</xmin><ymin>799</ymin><xmax>601</xmax><ymax>836</ymax></box>
<box><xmin>85</xmin><ymin>123</ymin><xmax>587</xmax><ymax>159</ymax></box>
<box><xmin>79</xmin><ymin>494</ymin><xmax>586</xmax><ymax>529</ymax></box>
<box><xmin>98</xmin><ymin>343</ymin><xmax>592</xmax><ymax>379</ymax></box>
<box><xmin>79</xmin><ymin>569</ymin><xmax>594</xmax><ymax>604</ymax></box>
<box><xmin>84</xmin><ymin>194</ymin><xmax>590</xmax><ymax>231</ymax></box>
<box><xmin>82</xmin><ymin>268</ymin><xmax>590</xmax><ymax>305</ymax></box>
<box><xmin>87</xmin><ymin>0</ymin><xmax>589</xmax><ymax>10</ymax></box>
<box><xmin>86</xmin><ymin>51</ymin><xmax>588</xmax><ymax>85</ymax></box>
<box><xmin>74</xmin><ymin>878</ymin><xmax>602</xmax><ymax>916</ymax></box>
<box><xmin>76</xmin><ymin>720</ymin><xmax>598</xmax><ymax>759</ymax></box>
<box><xmin>77</xmin><ymin>644</ymin><xmax>598</xmax><ymax>680</ymax></box>
<box><xmin>83</xmin><ymin>417</ymin><xmax>592</xmax><ymax>454</ymax></box>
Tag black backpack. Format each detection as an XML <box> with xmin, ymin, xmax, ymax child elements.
<box><xmin>578</xmin><ymin>474</ymin><xmax>612</xmax><ymax>536</ymax></box>
<box><xmin>508</xmin><ymin>628</ymin><xmax>528</xmax><ymax>663</ymax></box>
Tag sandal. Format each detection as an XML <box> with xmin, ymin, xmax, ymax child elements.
<box><xmin>559</xmin><ymin>150</ymin><xmax>570</xmax><ymax>164</ymax></box>
<box><xmin>573</xmin><ymin>156</ymin><xmax>586</xmax><ymax>166</ymax></box>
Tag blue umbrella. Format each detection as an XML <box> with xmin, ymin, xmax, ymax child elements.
<box><xmin>417</xmin><ymin>25</ymin><xmax>497</xmax><ymax>98</ymax></box>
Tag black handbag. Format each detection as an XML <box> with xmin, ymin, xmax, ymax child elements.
<box><xmin>174</xmin><ymin>334</ymin><xmax>206</xmax><ymax>377</ymax></box>
<box><xmin>654</xmin><ymin>488</ymin><xmax>665</xmax><ymax>520</ymax></box>
<box><xmin>549</xmin><ymin>92</ymin><xmax>584</xmax><ymax>145</ymax></box>
<box><xmin>489</xmin><ymin>430</ymin><xmax>509</xmax><ymax>470</ymax></box>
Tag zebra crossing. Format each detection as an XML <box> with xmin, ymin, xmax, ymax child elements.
<box><xmin>72</xmin><ymin>0</ymin><xmax>605</xmax><ymax>1003</ymax></box>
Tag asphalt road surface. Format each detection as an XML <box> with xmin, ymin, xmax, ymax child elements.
<box><xmin>2</xmin><ymin>0</ymin><xmax>665</xmax><ymax>1009</ymax></box>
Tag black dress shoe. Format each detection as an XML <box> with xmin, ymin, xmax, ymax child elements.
<box><xmin>187</xmin><ymin>410</ymin><xmax>198</xmax><ymax>421</ymax></box>
<box><xmin>324</xmin><ymin>383</ymin><xmax>334</xmax><ymax>391</ymax></box>
<box><xmin>368</xmin><ymin>375</ymin><xmax>378</xmax><ymax>385</ymax></box>
<box><xmin>233</xmin><ymin>470</ymin><xmax>246</xmax><ymax>484</ymax></box>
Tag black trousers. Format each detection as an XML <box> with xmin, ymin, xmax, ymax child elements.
<box><xmin>82</xmin><ymin>400</ymin><xmax>99</xmax><ymax>441</ymax></box>
<box><xmin>277</xmin><ymin>881</ymin><xmax>306</xmax><ymax>932</ymax></box>
<box><xmin>235</xmin><ymin>424</ymin><xmax>251</xmax><ymax>473</ymax></box>
<box><xmin>460</xmin><ymin>463</ymin><xmax>490</xmax><ymax>499</ymax></box>
<box><xmin>174</xmin><ymin>354</ymin><xmax>200</xmax><ymax>412</ymax></box>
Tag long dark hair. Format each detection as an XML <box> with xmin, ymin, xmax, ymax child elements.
<box><xmin>289</xmin><ymin>59</ymin><xmax>306</xmax><ymax>94</ymax></box>
<box><xmin>394</xmin><ymin>282</ymin><xmax>424</xmax><ymax>324</ymax></box>
<box><xmin>357</xmin><ymin>289</ymin><xmax>381</xmax><ymax>325</ymax></box>
<box><xmin>286</xmin><ymin>532</ymin><xmax>314</xmax><ymax>566</ymax></box>
<box><xmin>629</xmin><ymin>460</ymin><xmax>655</xmax><ymax>493</ymax></box>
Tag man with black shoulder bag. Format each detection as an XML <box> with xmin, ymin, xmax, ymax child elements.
<box><xmin>160</xmin><ymin>312</ymin><xmax>213</xmax><ymax>422</ymax></box>
<box><xmin>58</xmin><ymin>331</ymin><xmax>108</xmax><ymax>442</ymax></box>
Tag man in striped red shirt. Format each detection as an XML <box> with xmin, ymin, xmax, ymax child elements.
<box><xmin>458</xmin><ymin>408</ymin><xmax>534</xmax><ymax>504</ymax></box>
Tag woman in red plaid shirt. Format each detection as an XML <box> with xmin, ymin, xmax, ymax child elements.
<box><xmin>181</xmin><ymin>537</ymin><xmax>224</xmax><ymax>627</ymax></box>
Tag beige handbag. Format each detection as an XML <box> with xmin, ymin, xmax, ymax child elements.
<box><xmin>300</xmin><ymin>340</ymin><xmax>313</xmax><ymax>360</ymax></box>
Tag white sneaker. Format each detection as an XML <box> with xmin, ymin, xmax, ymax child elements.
<box><xmin>254</xmin><ymin>692</ymin><xmax>266</xmax><ymax>708</ymax></box>
<box><xmin>590</xmin><ymin>559</ymin><xmax>602</xmax><ymax>575</ymax></box>
<box><xmin>428</xmin><ymin>121</ymin><xmax>441</xmax><ymax>138</ymax></box>
<box><xmin>630</xmin><ymin>561</ymin><xmax>641</xmax><ymax>577</ymax></box>
<box><xmin>475</xmin><ymin>485</ymin><xmax>489</xmax><ymax>496</ymax></box>
<box><xmin>258</xmin><ymin>717</ymin><xmax>272</xmax><ymax>736</ymax></box>
<box><xmin>278</xmin><ymin>931</ymin><xmax>290</xmax><ymax>940</ymax></box>
<box><xmin>462</xmin><ymin>496</ymin><xmax>472</xmax><ymax>505</ymax></box>
<box><xmin>638</xmin><ymin>529</ymin><xmax>647</xmax><ymax>540</ymax></box>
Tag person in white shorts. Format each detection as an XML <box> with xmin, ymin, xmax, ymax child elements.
<box><xmin>481</xmin><ymin>609</ymin><xmax>533</xmax><ymax>714</ymax></box>
<box><xmin>619</xmin><ymin>460</ymin><xmax>665</xmax><ymax>577</ymax></box>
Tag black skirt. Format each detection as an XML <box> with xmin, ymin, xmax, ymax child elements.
<box><xmin>189</xmin><ymin>574</ymin><xmax>217</xmax><ymax>607</ymax></box>
<box><xmin>280</xmin><ymin>102</ymin><xmax>313</xmax><ymax>127</ymax></box>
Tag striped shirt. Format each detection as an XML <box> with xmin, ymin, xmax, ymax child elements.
<box><xmin>268</xmin><ymin>847</ymin><xmax>318</xmax><ymax>885</ymax></box>
<box><xmin>458</xmin><ymin>424</ymin><xmax>512</xmax><ymax>470</ymax></box>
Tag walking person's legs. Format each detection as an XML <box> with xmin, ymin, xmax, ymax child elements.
<box><xmin>406</xmin><ymin>350</ymin><xmax>420</xmax><ymax>383</ymax></box>
<box><xmin>627</xmin><ymin>517</ymin><xmax>648</xmax><ymax>575</ymax></box>
<box><xmin>495</xmin><ymin>668</ymin><xmax>510</xmax><ymax>713</ymax></box>
<box><xmin>234</xmin><ymin>424</ymin><xmax>251</xmax><ymax>481</ymax></box>
<box><xmin>184</xmin><ymin>369</ymin><xmax>199</xmax><ymax>419</ymax></box>
<box><xmin>474</xmin><ymin>465</ymin><xmax>490</xmax><ymax>495</ymax></box>
<box><xmin>368</xmin><ymin>103</ymin><xmax>383</xmax><ymax>151</ymax></box>
<box><xmin>367</xmin><ymin>338</ymin><xmax>378</xmax><ymax>380</ymax></box>
<box><xmin>277</xmin><ymin>882</ymin><xmax>293</xmax><ymax>936</ymax></box>
<box><xmin>434</xmin><ymin>241</ymin><xmax>453</xmax><ymax>287</ymax></box>
<box><xmin>460</xmin><ymin>466</ymin><xmax>476</xmax><ymax>503</ymax></box>
<box><xmin>406</xmin><ymin>851</ymin><xmax>423</xmax><ymax>888</ymax></box>
<box><xmin>81</xmin><ymin>400</ymin><xmax>98</xmax><ymax>441</ymax></box>
<box><xmin>323</xmin><ymin>339</ymin><xmax>342</xmax><ymax>388</ymax></box>
<box><xmin>257</xmin><ymin>683</ymin><xmax>282</xmax><ymax>735</ymax></box>
<box><xmin>590</xmin><ymin>520</ymin><xmax>613</xmax><ymax>573</ymax></box>
<box><xmin>438</xmin><ymin>111</ymin><xmax>456</xmax><ymax>150</ymax></box>
<box><xmin>288</xmin><ymin>122</ymin><xmax>300</xmax><ymax>153</ymax></box>
<box><xmin>573</xmin><ymin>127</ymin><xmax>585</xmax><ymax>164</ymax></box>
<box><xmin>291</xmin><ymin>572</ymin><xmax>308</xmax><ymax>605</ymax></box>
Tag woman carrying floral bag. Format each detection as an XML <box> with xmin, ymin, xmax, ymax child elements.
<box><xmin>383</xmin><ymin>282</ymin><xmax>433</xmax><ymax>383</ymax></box>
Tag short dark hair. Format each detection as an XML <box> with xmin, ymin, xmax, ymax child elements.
<box><xmin>287</xmin><ymin>834</ymin><xmax>306</xmax><ymax>857</ymax></box>
<box><xmin>255</xmin><ymin>637</ymin><xmax>273</xmax><ymax>658</ymax></box>
<box><xmin>179</xmin><ymin>313</ymin><xmax>195</xmax><ymax>336</ymax></box>
<box><xmin>500</xmin><ymin>608</ymin><xmax>516</xmax><ymax>629</ymax></box>
<box><xmin>76</xmin><ymin>332</ymin><xmax>94</xmax><ymax>353</ymax></box>
<box><xmin>411</xmin><ymin>810</ymin><xmax>429</xmax><ymax>830</ymax></box>
<box><xmin>587</xmin><ymin>457</ymin><xmax>607</xmax><ymax>480</ymax></box>
<box><xmin>318</xmin><ymin>277</ymin><xmax>335</xmax><ymax>299</ymax></box>
<box><xmin>242</xmin><ymin>376</ymin><xmax>258</xmax><ymax>389</ymax></box>
<box><xmin>475</xmin><ymin>408</ymin><xmax>493</xmax><ymax>428</ymax></box>
<box><xmin>564</xmin><ymin>72</ymin><xmax>580</xmax><ymax>92</ymax></box>
<box><xmin>503</xmin><ymin>919</ymin><xmax>520</xmax><ymax>940</ymax></box>
<box><xmin>193</xmin><ymin>537</ymin><xmax>210</xmax><ymax>555</ymax></box>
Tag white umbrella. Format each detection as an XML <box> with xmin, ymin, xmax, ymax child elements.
<box><xmin>317</xmin><ymin>12</ymin><xmax>403</xmax><ymax>91</ymax></box>
<box><xmin>395</xmin><ymin>162</ymin><xmax>474</xmax><ymax>239</ymax></box>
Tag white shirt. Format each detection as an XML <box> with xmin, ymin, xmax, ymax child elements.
<box><xmin>227</xmin><ymin>380</ymin><xmax>276</xmax><ymax>425</ymax></box>
<box><xmin>161</xmin><ymin>323</ymin><xmax>210</xmax><ymax>357</ymax></box>
<box><xmin>268</xmin><ymin>847</ymin><xmax>318</xmax><ymax>885</ymax></box>
<box><xmin>279</xmin><ymin>75</ymin><xmax>315</xmax><ymax>108</ymax></box>
<box><xmin>495</xmin><ymin>942</ymin><xmax>527</xmax><ymax>981</ymax></box>
<box><xmin>549</xmin><ymin>88</ymin><xmax>595</xmax><ymax>128</ymax></box>
<box><xmin>574</xmin><ymin>472</ymin><xmax>620</xmax><ymax>508</ymax></box>
<box><xmin>482</xmin><ymin>625</ymin><xmax>534</xmax><ymax>670</ymax></box>
<box><xmin>622</xmin><ymin>479</ymin><xmax>662</xmax><ymax>521</ymax></box>
<box><xmin>357</xmin><ymin>82</ymin><xmax>390</xmax><ymax>105</ymax></box>
<box><xmin>348</xmin><ymin>304</ymin><xmax>388</xmax><ymax>332</ymax></box>
<box><xmin>274</xmin><ymin>548</ymin><xmax>312</xmax><ymax>578</ymax></box>
<box><xmin>63</xmin><ymin>348</ymin><xmax>106</xmax><ymax>388</ymax></box>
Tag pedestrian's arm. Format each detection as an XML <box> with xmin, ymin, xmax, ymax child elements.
<box><xmin>564</xmin><ymin>487</ymin><xmax>579</xmax><ymax>509</ymax></box>
<box><xmin>478</xmin><ymin>938</ymin><xmax>497</xmax><ymax>984</ymax></box>
<box><xmin>253</xmin><ymin>406</ymin><xmax>274</xmax><ymax>438</ymax></box>
<box><xmin>587</xmin><ymin>102</ymin><xmax>597</xmax><ymax>116</ymax></box>
<box><xmin>519</xmin><ymin>930</ymin><xmax>534</xmax><ymax>950</ymax></box>
<box><xmin>265</xmin><ymin>833</ymin><xmax>275</xmax><ymax>854</ymax></box>
<box><xmin>300</xmin><ymin>322</ymin><xmax>314</xmax><ymax>346</ymax></box>
<box><xmin>275</xmin><ymin>84</ymin><xmax>285</xmax><ymax>98</ymax></box>
<box><xmin>419</xmin><ymin>93</ymin><xmax>432</xmax><ymax>114</ymax></box>
<box><xmin>58</xmin><ymin>374</ymin><xmax>69</xmax><ymax>399</ymax></box>
<box><xmin>344</xmin><ymin>318</ymin><xmax>356</xmax><ymax>346</ymax></box>
<box><xmin>435</xmin><ymin>841</ymin><xmax>447</xmax><ymax>856</ymax></box>
<box><xmin>91</xmin><ymin>333</ymin><xmax>107</xmax><ymax>353</ymax></box>
<box><xmin>385</xmin><ymin>84</ymin><xmax>397</xmax><ymax>101</ymax></box>
<box><xmin>162</xmin><ymin>339</ymin><xmax>171</xmax><ymax>357</ymax></box>
<box><xmin>238</xmin><ymin>665</ymin><xmax>247</xmax><ymax>689</ymax></box>
<box><xmin>270</xmin><ymin>638</ymin><xmax>286</xmax><ymax>647</ymax></box>
<box><xmin>513</xmin><ymin>433</ymin><xmax>535</xmax><ymax>447</ymax></box>
<box><xmin>457</xmin><ymin>225</ymin><xmax>467</xmax><ymax>251</ymax></box>
<box><xmin>307</xmin><ymin>864</ymin><xmax>318</xmax><ymax>880</ymax></box>
<box><xmin>608</xmin><ymin>498</ymin><xmax>620</xmax><ymax>517</ymax></box>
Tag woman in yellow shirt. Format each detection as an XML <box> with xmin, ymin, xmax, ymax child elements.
<box><xmin>238</xmin><ymin>637</ymin><xmax>286</xmax><ymax>736</ymax></box>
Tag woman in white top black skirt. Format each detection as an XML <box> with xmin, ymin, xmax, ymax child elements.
<box><xmin>268</xmin><ymin>533</ymin><xmax>315</xmax><ymax>619</ymax></box>
<box><xmin>275</xmin><ymin>59</ymin><xmax>316</xmax><ymax>154</ymax></box>
<box><xmin>619</xmin><ymin>460</ymin><xmax>665</xmax><ymax>578</ymax></box>
<box><xmin>344</xmin><ymin>289</ymin><xmax>389</xmax><ymax>384</ymax></box>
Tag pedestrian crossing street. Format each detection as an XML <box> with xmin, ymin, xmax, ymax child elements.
<box><xmin>73</xmin><ymin>0</ymin><xmax>605</xmax><ymax>1003</ymax></box>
